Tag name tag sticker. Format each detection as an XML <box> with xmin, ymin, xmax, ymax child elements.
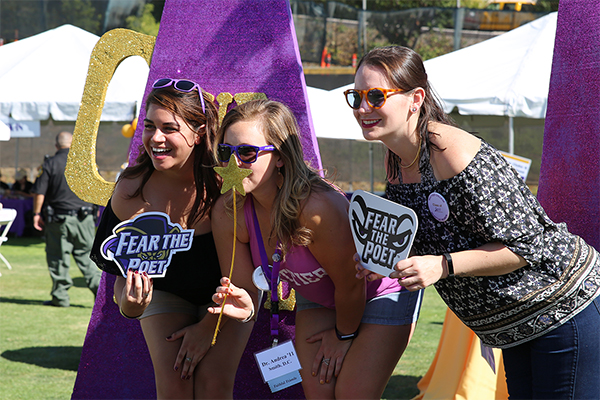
<box><xmin>428</xmin><ymin>192</ymin><xmax>449</xmax><ymax>222</ymax></box>
<box><xmin>254</xmin><ymin>340</ymin><xmax>302</xmax><ymax>391</ymax></box>
<box><xmin>100</xmin><ymin>212</ymin><xmax>194</xmax><ymax>278</ymax></box>
<box><xmin>349</xmin><ymin>190</ymin><xmax>418</xmax><ymax>277</ymax></box>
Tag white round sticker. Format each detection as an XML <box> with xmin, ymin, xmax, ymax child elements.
<box><xmin>428</xmin><ymin>192</ymin><xmax>449</xmax><ymax>222</ymax></box>
<box><xmin>252</xmin><ymin>265</ymin><xmax>271</xmax><ymax>291</ymax></box>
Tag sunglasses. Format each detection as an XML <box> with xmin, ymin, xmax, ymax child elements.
<box><xmin>344</xmin><ymin>87</ymin><xmax>405</xmax><ymax>110</ymax></box>
<box><xmin>152</xmin><ymin>78</ymin><xmax>205</xmax><ymax>114</ymax></box>
<box><xmin>217</xmin><ymin>144</ymin><xmax>276</xmax><ymax>164</ymax></box>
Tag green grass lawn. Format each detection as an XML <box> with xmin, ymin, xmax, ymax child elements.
<box><xmin>0</xmin><ymin>235</ymin><xmax>445</xmax><ymax>399</ymax></box>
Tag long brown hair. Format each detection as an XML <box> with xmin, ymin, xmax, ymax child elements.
<box><xmin>215</xmin><ymin>99</ymin><xmax>332</xmax><ymax>256</ymax></box>
<box><xmin>118</xmin><ymin>85</ymin><xmax>220</xmax><ymax>226</ymax></box>
<box><xmin>356</xmin><ymin>46</ymin><xmax>456</xmax><ymax>181</ymax></box>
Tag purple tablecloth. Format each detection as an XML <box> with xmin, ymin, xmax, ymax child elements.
<box><xmin>0</xmin><ymin>197</ymin><xmax>33</xmax><ymax>237</ymax></box>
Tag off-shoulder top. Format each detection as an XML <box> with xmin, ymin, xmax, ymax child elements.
<box><xmin>386</xmin><ymin>140</ymin><xmax>600</xmax><ymax>348</ymax></box>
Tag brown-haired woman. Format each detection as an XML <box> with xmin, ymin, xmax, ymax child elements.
<box><xmin>91</xmin><ymin>79</ymin><xmax>253</xmax><ymax>399</ymax></box>
<box><xmin>351</xmin><ymin>45</ymin><xmax>600</xmax><ymax>399</ymax></box>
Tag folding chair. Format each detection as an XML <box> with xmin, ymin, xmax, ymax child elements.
<box><xmin>0</xmin><ymin>208</ymin><xmax>17</xmax><ymax>275</ymax></box>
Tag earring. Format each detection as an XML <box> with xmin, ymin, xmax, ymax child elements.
<box><xmin>276</xmin><ymin>167</ymin><xmax>284</xmax><ymax>189</ymax></box>
<box><xmin>411</xmin><ymin>107</ymin><xmax>418</xmax><ymax>113</ymax></box>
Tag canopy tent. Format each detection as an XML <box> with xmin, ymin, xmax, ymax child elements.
<box><xmin>0</xmin><ymin>24</ymin><xmax>149</xmax><ymax>123</ymax></box>
<box><xmin>321</xmin><ymin>12</ymin><xmax>557</xmax><ymax>150</ymax></box>
<box><xmin>425</xmin><ymin>12</ymin><xmax>556</xmax><ymax>119</ymax></box>
<box><xmin>306</xmin><ymin>86</ymin><xmax>363</xmax><ymax>140</ymax></box>
<box><xmin>424</xmin><ymin>11</ymin><xmax>557</xmax><ymax>153</ymax></box>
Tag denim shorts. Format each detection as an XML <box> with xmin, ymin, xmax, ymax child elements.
<box><xmin>139</xmin><ymin>290</ymin><xmax>209</xmax><ymax>320</ymax></box>
<box><xmin>295</xmin><ymin>288</ymin><xmax>423</xmax><ymax>326</ymax></box>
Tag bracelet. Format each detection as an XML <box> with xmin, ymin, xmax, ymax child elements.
<box><xmin>443</xmin><ymin>252</ymin><xmax>454</xmax><ymax>277</ymax></box>
<box><xmin>239</xmin><ymin>304</ymin><xmax>255</xmax><ymax>323</ymax></box>
<box><xmin>34</xmin><ymin>212</ymin><xmax>41</xmax><ymax>216</ymax></box>
<box><xmin>119</xmin><ymin>307</ymin><xmax>142</xmax><ymax>319</ymax></box>
<box><xmin>335</xmin><ymin>325</ymin><xmax>359</xmax><ymax>341</ymax></box>
<box><xmin>115</xmin><ymin>295</ymin><xmax>143</xmax><ymax>319</ymax></box>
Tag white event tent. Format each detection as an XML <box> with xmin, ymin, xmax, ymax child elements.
<box><xmin>0</xmin><ymin>24</ymin><xmax>149</xmax><ymax>124</ymax></box>
<box><xmin>320</xmin><ymin>12</ymin><xmax>557</xmax><ymax>153</ymax></box>
<box><xmin>423</xmin><ymin>11</ymin><xmax>557</xmax><ymax>153</ymax></box>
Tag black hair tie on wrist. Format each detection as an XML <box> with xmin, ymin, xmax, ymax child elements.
<box><xmin>335</xmin><ymin>325</ymin><xmax>359</xmax><ymax>341</ymax></box>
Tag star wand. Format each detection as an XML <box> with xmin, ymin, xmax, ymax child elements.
<box><xmin>211</xmin><ymin>155</ymin><xmax>252</xmax><ymax>346</ymax></box>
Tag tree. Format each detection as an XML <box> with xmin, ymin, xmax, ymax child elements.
<box><xmin>47</xmin><ymin>0</ymin><xmax>102</xmax><ymax>35</ymax></box>
<box><xmin>125</xmin><ymin>3</ymin><xmax>160</xmax><ymax>37</ymax></box>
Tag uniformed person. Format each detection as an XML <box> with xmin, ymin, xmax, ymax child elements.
<box><xmin>32</xmin><ymin>131</ymin><xmax>101</xmax><ymax>307</ymax></box>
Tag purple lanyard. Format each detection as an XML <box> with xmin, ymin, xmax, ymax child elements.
<box><xmin>250</xmin><ymin>196</ymin><xmax>282</xmax><ymax>340</ymax></box>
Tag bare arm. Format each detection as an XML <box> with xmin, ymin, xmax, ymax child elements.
<box><xmin>304</xmin><ymin>191</ymin><xmax>365</xmax><ymax>335</ymax></box>
<box><xmin>32</xmin><ymin>193</ymin><xmax>45</xmax><ymax>231</ymax></box>
<box><xmin>210</xmin><ymin>196</ymin><xmax>259</xmax><ymax>318</ymax></box>
<box><xmin>303</xmin><ymin>190</ymin><xmax>365</xmax><ymax>380</ymax></box>
<box><xmin>391</xmin><ymin>242</ymin><xmax>528</xmax><ymax>291</ymax></box>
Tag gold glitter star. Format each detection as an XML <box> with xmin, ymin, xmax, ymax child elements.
<box><xmin>214</xmin><ymin>156</ymin><xmax>252</xmax><ymax>195</ymax></box>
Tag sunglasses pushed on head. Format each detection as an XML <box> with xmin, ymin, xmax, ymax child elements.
<box><xmin>152</xmin><ymin>78</ymin><xmax>206</xmax><ymax>114</ymax></box>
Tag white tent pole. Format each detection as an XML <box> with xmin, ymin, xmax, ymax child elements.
<box><xmin>508</xmin><ymin>116</ymin><xmax>514</xmax><ymax>154</ymax></box>
<box><xmin>15</xmin><ymin>138</ymin><xmax>19</xmax><ymax>173</ymax></box>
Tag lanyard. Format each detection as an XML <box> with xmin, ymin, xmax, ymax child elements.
<box><xmin>250</xmin><ymin>196</ymin><xmax>282</xmax><ymax>342</ymax></box>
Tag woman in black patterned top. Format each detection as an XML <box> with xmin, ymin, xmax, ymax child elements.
<box><xmin>348</xmin><ymin>45</ymin><xmax>600</xmax><ymax>399</ymax></box>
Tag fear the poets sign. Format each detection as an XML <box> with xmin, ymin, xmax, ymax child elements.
<box><xmin>349</xmin><ymin>190</ymin><xmax>418</xmax><ymax>277</ymax></box>
<box><xmin>100</xmin><ymin>212</ymin><xmax>194</xmax><ymax>278</ymax></box>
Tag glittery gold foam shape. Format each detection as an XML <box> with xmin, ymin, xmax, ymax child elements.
<box><xmin>216</xmin><ymin>92</ymin><xmax>267</xmax><ymax>126</ymax></box>
<box><xmin>214</xmin><ymin>155</ymin><xmax>253</xmax><ymax>195</ymax></box>
<box><xmin>264</xmin><ymin>284</ymin><xmax>296</xmax><ymax>311</ymax></box>
<box><xmin>66</xmin><ymin>29</ymin><xmax>156</xmax><ymax>206</ymax></box>
<box><xmin>212</xmin><ymin>155</ymin><xmax>253</xmax><ymax>345</ymax></box>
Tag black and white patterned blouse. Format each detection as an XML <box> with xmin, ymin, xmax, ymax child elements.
<box><xmin>386</xmin><ymin>140</ymin><xmax>600</xmax><ymax>348</ymax></box>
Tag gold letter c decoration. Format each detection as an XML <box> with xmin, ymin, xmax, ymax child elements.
<box><xmin>66</xmin><ymin>29</ymin><xmax>156</xmax><ymax>206</ymax></box>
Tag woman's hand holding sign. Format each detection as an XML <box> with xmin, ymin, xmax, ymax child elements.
<box><xmin>389</xmin><ymin>255</ymin><xmax>445</xmax><ymax>291</ymax></box>
<box><xmin>355</xmin><ymin>252</ymin><xmax>446</xmax><ymax>291</ymax></box>
<box><xmin>115</xmin><ymin>268</ymin><xmax>153</xmax><ymax>319</ymax></box>
<box><xmin>354</xmin><ymin>253</ymin><xmax>385</xmax><ymax>282</ymax></box>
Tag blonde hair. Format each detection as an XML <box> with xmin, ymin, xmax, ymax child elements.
<box><xmin>216</xmin><ymin>99</ymin><xmax>332</xmax><ymax>256</ymax></box>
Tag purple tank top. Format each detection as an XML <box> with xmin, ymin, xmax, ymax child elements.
<box><xmin>244</xmin><ymin>195</ymin><xmax>401</xmax><ymax>308</ymax></box>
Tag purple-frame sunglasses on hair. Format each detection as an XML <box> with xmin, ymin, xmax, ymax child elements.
<box><xmin>152</xmin><ymin>78</ymin><xmax>206</xmax><ymax>113</ymax></box>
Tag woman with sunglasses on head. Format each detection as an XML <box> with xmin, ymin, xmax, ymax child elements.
<box><xmin>348</xmin><ymin>45</ymin><xmax>600</xmax><ymax>399</ymax></box>
<box><xmin>209</xmin><ymin>99</ymin><xmax>422</xmax><ymax>399</ymax></box>
<box><xmin>90</xmin><ymin>79</ymin><xmax>253</xmax><ymax>399</ymax></box>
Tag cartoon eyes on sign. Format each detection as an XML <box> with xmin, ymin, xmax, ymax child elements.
<box><xmin>100</xmin><ymin>212</ymin><xmax>194</xmax><ymax>278</ymax></box>
<box><xmin>349</xmin><ymin>190</ymin><xmax>418</xmax><ymax>277</ymax></box>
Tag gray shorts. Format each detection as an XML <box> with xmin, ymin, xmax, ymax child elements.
<box><xmin>139</xmin><ymin>290</ymin><xmax>210</xmax><ymax>320</ymax></box>
<box><xmin>295</xmin><ymin>288</ymin><xmax>423</xmax><ymax>326</ymax></box>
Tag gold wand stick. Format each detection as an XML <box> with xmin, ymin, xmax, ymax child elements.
<box><xmin>212</xmin><ymin>156</ymin><xmax>252</xmax><ymax>346</ymax></box>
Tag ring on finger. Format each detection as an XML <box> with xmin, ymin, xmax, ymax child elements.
<box><xmin>186</xmin><ymin>357</ymin><xmax>192</xmax><ymax>362</ymax></box>
<box><xmin>143</xmin><ymin>292</ymin><xmax>149</xmax><ymax>298</ymax></box>
<box><xmin>322</xmin><ymin>358</ymin><xmax>330</xmax><ymax>366</ymax></box>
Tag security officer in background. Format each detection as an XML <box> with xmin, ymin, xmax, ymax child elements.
<box><xmin>32</xmin><ymin>131</ymin><xmax>101</xmax><ymax>307</ymax></box>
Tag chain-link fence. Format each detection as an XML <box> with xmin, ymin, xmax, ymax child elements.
<box><xmin>292</xmin><ymin>0</ymin><xmax>549</xmax><ymax>65</ymax></box>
